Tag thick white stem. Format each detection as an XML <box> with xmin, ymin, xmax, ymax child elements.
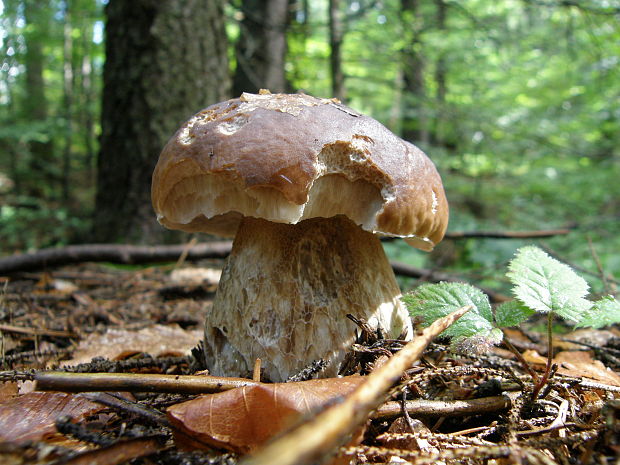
<box><xmin>204</xmin><ymin>215</ymin><xmax>412</xmax><ymax>382</ymax></box>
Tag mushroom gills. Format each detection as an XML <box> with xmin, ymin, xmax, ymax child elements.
<box><xmin>159</xmin><ymin>172</ymin><xmax>385</xmax><ymax>234</ymax></box>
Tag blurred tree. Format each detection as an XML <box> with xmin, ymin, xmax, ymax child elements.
<box><xmin>93</xmin><ymin>0</ymin><xmax>230</xmax><ymax>243</ymax></box>
<box><xmin>22</xmin><ymin>0</ymin><xmax>55</xmax><ymax>197</ymax></box>
<box><xmin>232</xmin><ymin>0</ymin><xmax>290</xmax><ymax>94</ymax></box>
<box><xmin>61</xmin><ymin>0</ymin><xmax>73</xmax><ymax>203</ymax></box>
<box><xmin>329</xmin><ymin>0</ymin><xmax>346</xmax><ymax>101</ymax></box>
<box><xmin>400</xmin><ymin>0</ymin><xmax>429</xmax><ymax>145</ymax></box>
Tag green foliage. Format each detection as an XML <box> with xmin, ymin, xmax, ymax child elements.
<box><xmin>0</xmin><ymin>0</ymin><xmax>619</xmax><ymax>268</ymax></box>
<box><xmin>494</xmin><ymin>300</ymin><xmax>535</xmax><ymax>328</ymax></box>
<box><xmin>404</xmin><ymin>246</ymin><xmax>619</xmax><ymax>353</ymax></box>
<box><xmin>506</xmin><ymin>246</ymin><xmax>592</xmax><ymax>322</ymax></box>
<box><xmin>0</xmin><ymin>198</ymin><xmax>91</xmax><ymax>251</ymax></box>
<box><xmin>404</xmin><ymin>282</ymin><xmax>493</xmax><ymax>335</ymax></box>
<box><xmin>576</xmin><ymin>296</ymin><xmax>620</xmax><ymax>329</ymax></box>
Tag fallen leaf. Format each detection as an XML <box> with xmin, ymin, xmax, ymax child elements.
<box><xmin>63</xmin><ymin>324</ymin><xmax>202</xmax><ymax>366</ymax></box>
<box><xmin>0</xmin><ymin>382</ymin><xmax>18</xmax><ymax>403</ymax></box>
<box><xmin>57</xmin><ymin>436</ymin><xmax>164</xmax><ymax>465</ymax></box>
<box><xmin>554</xmin><ymin>351</ymin><xmax>620</xmax><ymax>386</ymax></box>
<box><xmin>0</xmin><ymin>392</ymin><xmax>102</xmax><ymax>442</ymax></box>
<box><xmin>522</xmin><ymin>349</ymin><xmax>620</xmax><ymax>386</ymax></box>
<box><xmin>167</xmin><ymin>376</ymin><xmax>365</xmax><ymax>454</ymax></box>
<box><xmin>169</xmin><ymin>267</ymin><xmax>221</xmax><ymax>286</ymax></box>
<box><xmin>560</xmin><ymin>328</ymin><xmax>619</xmax><ymax>348</ymax></box>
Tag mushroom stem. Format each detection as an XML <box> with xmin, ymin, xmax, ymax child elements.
<box><xmin>204</xmin><ymin>215</ymin><xmax>413</xmax><ymax>382</ymax></box>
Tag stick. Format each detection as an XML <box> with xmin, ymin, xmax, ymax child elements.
<box><xmin>0</xmin><ymin>323</ymin><xmax>77</xmax><ymax>339</ymax></box>
<box><xmin>35</xmin><ymin>371</ymin><xmax>261</xmax><ymax>394</ymax></box>
<box><xmin>444</xmin><ymin>229</ymin><xmax>572</xmax><ymax>239</ymax></box>
<box><xmin>373</xmin><ymin>395</ymin><xmax>511</xmax><ymax>419</ymax></box>
<box><xmin>0</xmin><ymin>241</ymin><xmax>233</xmax><ymax>274</ymax></box>
<box><xmin>0</xmin><ymin>228</ymin><xmax>572</xmax><ymax>274</ymax></box>
<box><xmin>241</xmin><ymin>305</ymin><xmax>472</xmax><ymax>465</ymax></box>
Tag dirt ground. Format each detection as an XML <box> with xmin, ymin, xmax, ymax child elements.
<box><xmin>1</xmin><ymin>260</ymin><xmax>619</xmax><ymax>464</ymax></box>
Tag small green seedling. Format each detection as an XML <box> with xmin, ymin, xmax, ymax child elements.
<box><xmin>403</xmin><ymin>245</ymin><xmax>620</xmax><ymax>397</ymax></box>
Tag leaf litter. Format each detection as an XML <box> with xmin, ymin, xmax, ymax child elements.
<box><xmin>0</xmin><ymin>260</ymin><xmax>619</xmax><ymax>464</ymax></box>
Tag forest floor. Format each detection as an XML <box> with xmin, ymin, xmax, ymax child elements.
<box><xmin>0</xmin><ymin>259</ymin><xmax>619</xmax><ymax>465</ymax></box>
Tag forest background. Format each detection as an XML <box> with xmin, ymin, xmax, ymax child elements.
<box><xmin>0</xmin><ymin>0</ymin><xmax>618</xmax><ymax>296</ymax></box>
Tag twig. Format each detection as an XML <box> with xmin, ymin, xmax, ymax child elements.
<box><xmin>241</xmin><ymin>305</ymin><xmax>472</xmax><ymax>465</ymax></box>
<box><xmin>81</xmin><ymin>392</ymin><xmax>170</xmax><ymax>427</ymax></box>
<box><xmin>35</xmin><ymin>371</ymin><xmax>262</xmax><ymax>394</ymax></box>
<box><xmin>540</xmin><ymin>243</ymin><xmax>620</xmax><ymax>286</ymax></box>
<box><xmin>501</xmin><ymin>331</ymin><xmax>540</xmax><ymax>383</ymax></box>
<box><xmin>587</xmin><ymin>236</ymin><xmax>612</xmax><ymax>293</ymax></box>
<box><xmin>444</xmin><ymin>228</ymin><xmax>572</xmax><ymax>240</ymax></box>
<box><xmin>0</xmin><ymin>323</ymin><xmax>76</xmax><ymax>339</ymax></box>
<box><xmin>0</xmin><ymin>241</ymin><xmax>233</xmax><ymax>274</ymax></box>
<box><xmin>174</xmin><ymin>236</ymin><xmax>198</xmax><ymax>269</ymax></box>
<box><xmin>373</xmin><ymin>395</ymin><xmax>511</xmax><ymax>419</ymax></box>
<box><xmin>568</xmin><ymin>377</ymin><xmax>620</xmax><ymax>393</ymax></box>
<box><xmin>342</xmin><ymin>444</ymin><xmax>515</xmax><ymax>464</ymax></box>
<box><xmin>390</xmin><ymin>261</ymin><xmax>510</xmax><ymax>302</ymax></box>
<box><xmin>59</xmin><ymin>436</ymin><xmax>165</xmax><ymax>465</ymax></box>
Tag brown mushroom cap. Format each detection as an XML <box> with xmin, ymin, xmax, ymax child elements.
<box><xmin>152</xmin><ymin>91</ymin><xmax>448</xmax><ymax>251</ymax></box>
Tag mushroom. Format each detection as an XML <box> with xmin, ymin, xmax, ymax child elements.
<box><xmin>151</xmin><ymin>91</ymin><xmax>448</xmax><ymax>382</ymax></box>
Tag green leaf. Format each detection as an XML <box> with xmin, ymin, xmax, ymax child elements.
<box><xmin>576</xmin><ymin>295</ymin><xmax>620</xmax><ymax>329</ymax></box>
<box><xmin>403</xmin><ymin>282</ymin><xmax>495</xmax><ymax>340</ymax></box>
<box><xmin>506</xmin><ymin>246</ymin><xmax>592</xmax><ymax>322</ymax></box>
<box><xmin>494</xmin><ymin>300</ymin><xmax>536</xmax><ymax>327</ymax></box>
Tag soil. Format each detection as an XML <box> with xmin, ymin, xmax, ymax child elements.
<box><xmin>0</xmin><ymin>260</ymin><xmax>619</xmax><ymax>464</ymax></box>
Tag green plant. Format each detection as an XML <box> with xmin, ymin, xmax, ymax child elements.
<box><xmin>403</xmin><ymin>245</ymin><xmax>620</xmax><ymax>397</ymax></box>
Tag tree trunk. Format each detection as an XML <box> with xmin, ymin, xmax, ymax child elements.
<box><xmin>400</xmin><ymin>0</ymin><xmax>429</xmax><ymax>146</ymax></box>
<box><xmin>93</xmin><ymin>0</ymin><xmax>230</xmax><ymax>243</ymax></box>
<box><xmin>61</xmin><ymin>0</ymin><xmax>74</xmax><ymax>203</ymax></box>
<box><xmin>23</xmin><ymin>0</ymin><xmax>55</xmax><ymax>198</ymax></box>
<box><xmin>329</xmin><ymin>0</ymin><xmax>346</xmax><ymax>101</ymax></box>
<box><xmin>433</xmin><ymin>0</ymin><xmax>448</xmax><ymax>147</ymax></box>
<box><xmin>232</xmin><ymin>0</ymin><xmax>290</xmax><ymax>95</ymax></box>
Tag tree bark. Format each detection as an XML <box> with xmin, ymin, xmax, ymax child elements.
<box><xmin>329</xmin><ymin>0</ymin><xmax>346</xmax><ymax>101</ymax></box>
<box><xmin>93</xmin><ymin>0</ymin><xmax>230</xmax><ymax>243</ymax></box>
<box><xmin>232</xmin><ymin>0</ymin><xmax>290</xmax><ymax>95</ymax></box>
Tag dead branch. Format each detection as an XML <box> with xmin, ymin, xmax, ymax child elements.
<box><xmin>0</xmin><ymin>241</ymin><xmax>233</xmax><ymax>274</ymax></box>
<box><xmin>58</xmin><ymin>436</ymin><xmax>165</xmax><ymax>465</ymax></box>
<box><xmin>0</xmin><ymin>243</ymin><xmax>508</xmax><ymax>301</ymax></box>
<box><xmin>0</xmin><ymin>227</ymin><xmax>572</xmax><ymax>275</ymax></box>
<box><xmin>34</xmin><ymin>370</ymin><xmax>510</xmax><ymax>419</ymax></box>
<box><xmin>0</xmin><ymin>323</ymin><xmax>77</xmax><ymax>339</ymax></box>
<box><xmin>34</xmin><ymin>371</ymin><xmax>261</xmax><ymax>394</ymax></box>
<box><xmin>391</xmin><ymin>261</ymin><xmax>511</xmax><ymax>302</ymax></box>
<box><xmin>374</xmin><ymin>395</ymin><xmax>511</xmax><ymax>419</ymax></box>
<box><xmin>444</xmin><ymin>228</ymin><xmax>572</xmax><ymax>239</ymax></box>
<box><xmin>241</xmin><ymin>305</ymin><xmax>472</xmax><ymax>465</ymax></box>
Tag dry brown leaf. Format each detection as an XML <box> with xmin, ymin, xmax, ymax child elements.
<box><xmin>169</xmin><ymin>267</ymin><xmax>221</xmax><ymax>286</ymax></box>
<box><xmin>167</xmin><ymin>376</ymin><xmax>365</xmax><ymax>454</ymax></box>
<box><xmin>559</xmin><ymin>328</ymin><xmax>619</xmax><ymax>349</ymax></box>
<box><xmin>63</xmin><ymin>324</ymin><xmax>202</xmax><ymax>366</ymax></box>
<box><xmin>0</xmin><ymin>391</ymin><xmax>102</xmax><ymax>442</ymax></box>
<box><xmin>554</xmin><ymin>351</ymin><xmax>620</xmax><ymax>386</ymax></box>
<box><xmin>0</xmin><ymin>382</ymin><xmax>18</xmax><ymax>403</ymax></box>
<box><xmin>57</xmin><ymin>437</ymin><xmax>163</xmax><ymax>465</ymax></box>
<box><xmin>522</xmin><ymin>349</ymin><xmax>620</xmax><ymax>386</ymax></box>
